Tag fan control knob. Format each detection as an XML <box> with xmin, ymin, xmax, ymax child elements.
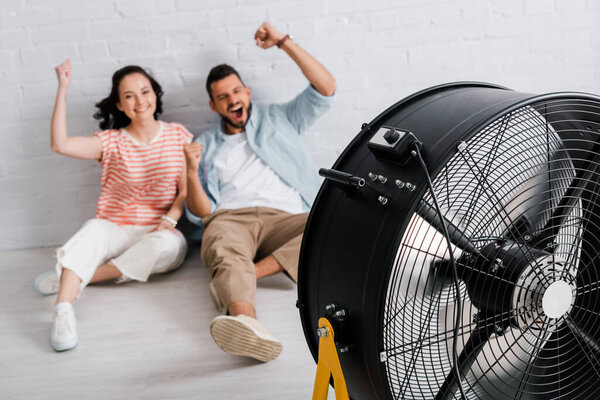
<box><xmin>383</xmin><ymin>128</ymin><xmax>400</xmax><ymax>144</ymax></box>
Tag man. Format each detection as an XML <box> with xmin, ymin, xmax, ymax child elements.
<box><xmin>184</xmin><ymin>21</ymin><xmax>336</xmax><ymax>362</ymax></box>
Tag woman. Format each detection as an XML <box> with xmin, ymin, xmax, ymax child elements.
<box><xmin>34</xmin><ymin>59</ymin><xmax>192</xmax><ymax>351</ymax></box>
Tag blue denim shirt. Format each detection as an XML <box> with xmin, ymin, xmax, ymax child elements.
<box><xmin>185</xmin><ymin>84</ymin><xmax>335</xmax><ymax>238</ymax></box>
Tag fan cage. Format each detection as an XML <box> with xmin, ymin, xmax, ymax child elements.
<box><xmin>382</xmin><ymin>99</ymin><xmax>600</xmax><ymax>399</ymax></box>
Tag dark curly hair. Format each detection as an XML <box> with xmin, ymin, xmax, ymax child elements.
<box><xmin>93</xmin><ymin>65</ymin><xmax>163</xmax><ymax>130</ymax></box>
<box><xmin>206</xmin><ymin>64</ymin><xmax>244</xmax><ymax>101</ymax></box>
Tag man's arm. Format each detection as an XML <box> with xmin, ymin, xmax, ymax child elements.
<box><xmin>255</xmin><ymin>22</ymin><xmax>336</xmax><ymax>97</ymax></box>
<box><xmin>184</xmin><ymin>142</ymin><xmax>212</xmax><ymax>219</ymax></box>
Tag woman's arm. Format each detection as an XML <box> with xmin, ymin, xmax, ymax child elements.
<box><xmin>153</xmin><ymin>157</ymin><xmax>188</xmax><ymax>233</ymax></box>
<box><xmin>51</xmin><ymin>59</ymin><xmax>103</xmax><ymax>160</ymax></box>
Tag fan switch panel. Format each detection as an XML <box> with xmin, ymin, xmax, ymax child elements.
<box><xmin>368</xmin><ymin>125</ymin><xmax>422</xmax><ymax>165</ymax></box>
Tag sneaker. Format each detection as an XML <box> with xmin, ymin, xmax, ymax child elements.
<box><xmin>50</xmin><ymin>303</ymin><xmax>78</xmax><ymax>352</ymax></box>
<box><xmin>209</xmin><ymin>281</ymin><xmax>224</xmax><ymax>313</ymax></box>
<box><xmin>34</xmin><ymin>270</ymin><xmax>60</xmax><ymax>296</ymax></box>
<box><xmin>210</xmin><ymin>314</ymin><xmax>282</xmax><ymax>362</ymax></box>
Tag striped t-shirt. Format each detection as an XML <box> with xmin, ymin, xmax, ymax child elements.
<box><xmin>94</xmin><ymin>121</ymin><xmax>193</xmax><ymax>226</ymax></box>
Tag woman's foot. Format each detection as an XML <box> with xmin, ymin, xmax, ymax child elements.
<box><xmin>33</xmin><ymin>271</ymin><xmax>60</xmax><ymax>295</ymax></box>
<box><xmin>50</xmin><ymin>302</ymin><xmax>78</xmax><ymax>352</ymax></box>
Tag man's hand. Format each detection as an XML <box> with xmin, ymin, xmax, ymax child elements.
<box><xmin>184</xmin><ymin>142</ymin><xmax>212</xmax><ymax>218</ymax></box>
<box><xmin>253</xmin><ymin>21</ymin><xmax>336</xmax><ymax>97</ymax></box>
<box><xmin>55</xmin><ymin>59</ymin><xmax>72</xmax><ymax>89</ymax></box>
<box><xmin>184</xmin><ymin>142</ymin><xmax>203</xmax><ymax>172</ymax></box>
<box><xmin>254</xmin><ymin>22</ymin><xmax>285</xmax><ymax>49</ymax></box>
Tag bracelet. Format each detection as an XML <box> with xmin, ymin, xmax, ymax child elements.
<box><xmin>161</xmin><ymin>215</ymin><xmax>177</xmax><ymax>228</ymax></box>
<box><xmin>276</xmin><ymin>34</ymin><xmax>291</xmax><ymax>48</ymax></box>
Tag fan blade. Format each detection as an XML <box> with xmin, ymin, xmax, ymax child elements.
<box><xmin>568</xmin><ymin>285</ymin><xmax>600</xmax><ymax>355</ymax></box>
<box><xmin>434</xmin><ymin>321</ymin><xmax>496</xmax><ymax>400</ymax></box>
<box><xmin>522</xmin><ymin>323</ymin><xmax>600</xmax><ymax>399</ymax></box>
<box><xmin>565</xmin><ymin>317</ymin><xmax>600</xmax><ymax>355</ymax></box>
<box><xmin>533</xmin><ymin>146</ymin><xmax>600</xmax><ymax>247</ymax></box>
<box><xmin>418</xmin><ymin>200</ymin><xmax>482</xmax><ymax>257</ymax></box>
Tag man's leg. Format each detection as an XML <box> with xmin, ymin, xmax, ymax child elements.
<box><xmin>255</xmin><ymin>210</ymin><xmax>309</xmax><ymax>282</ymax></box>
<box><xmin>202</xmin><ymin>208</ymin><xmax>283</xmax><ymax>362</ymax></box>
<box><xmin>200</xmin><ymin>211</ymin><xmax>258</xmax><ymax>315</ymax></box>
<box><xmin>255</xmin><ymin>255</ymin><xmax>283</xmax><ymax>280</ymax></box>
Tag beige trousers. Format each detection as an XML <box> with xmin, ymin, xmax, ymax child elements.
<box><xmin>200</xmin><ymin>207</ymin><xmax>308</xmax><ymax>311</ymax></box>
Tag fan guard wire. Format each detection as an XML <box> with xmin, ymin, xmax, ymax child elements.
<box><xmin>414</xmin><ymin>143</ymin><xmax>468</xmax><ymax>400</ymax></box>
<box><xmin>382</xmin><ymin>101</ymin><xmax>599</xmax><ymax>399</ymax></box>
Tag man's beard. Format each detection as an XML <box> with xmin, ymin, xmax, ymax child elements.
<box><xmin>220</xmin><ymin>103</ymin><xmax>252</xmax><ymax>131</ymax></box>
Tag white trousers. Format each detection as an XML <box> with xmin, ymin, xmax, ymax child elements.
<box><xmin>55</xmin><ymin>218</ymin><xmax>187</xmax><ymax>293</ymax></box>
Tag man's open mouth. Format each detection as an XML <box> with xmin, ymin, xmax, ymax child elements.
<box><xmin>230</xmin><ymin>105</ymin><xmax>243</xmax><ymax>119</ymax></box>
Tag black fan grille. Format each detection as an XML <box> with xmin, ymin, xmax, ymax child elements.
<box><xmin>382</xmin><ymin>100</ymin><xmax>600</xmax><ymax>399</ymax></box>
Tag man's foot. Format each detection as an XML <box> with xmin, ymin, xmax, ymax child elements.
<box><xmin>34</xmin><ymin>271</ymin><xmax>60</xmax><ymax>295</ymax></box>
<box><xmin>51</xmin><ymin>303</ymin><xmax>78</xmax><ymax>352</ymax></box>
<box><xmin>210</xmin><ymin>314</ymin><xmax>282</xmax><ymax>362</ymax></box>
<box><xmin>209</xmin><ymin>281</ymin><xmax>224</xmax><ymax>313</ymax></box>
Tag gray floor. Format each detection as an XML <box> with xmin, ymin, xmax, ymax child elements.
<box><xmin>0</xmin><ymin>246</ymin><xmax>333</xmax><ymax>399</ymax></box>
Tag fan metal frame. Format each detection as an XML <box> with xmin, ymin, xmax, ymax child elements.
<box><xmin>297</xmin><ymin>82</ymin><xmax>600</xmax><ymax>399</ymax></box>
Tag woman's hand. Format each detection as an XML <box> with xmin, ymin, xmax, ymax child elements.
<box><xmin>55</xmin><ymin>59</ymin><xmax>72</xmax><ymax>89</ymax></box>
<box><xmin>152</xmin><ymin>219</ymin><xmax>178</xmax><ymax>234</ymax></box>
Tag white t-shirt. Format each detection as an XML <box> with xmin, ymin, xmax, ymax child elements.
<box><xmin>214</xmin><ymin>132</ymin><xmax>305</xmax><ymax>214</ymax></box>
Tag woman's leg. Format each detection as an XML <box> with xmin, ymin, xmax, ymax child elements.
<box><xmin>110</xmin><ymin>229</ymin><xmax>187</xmax><ymax>283</ymax></box>
<box><xmin>55</xmin><ymin>269</ymin><xmax>82</xmax><ymax>304</ymax></box>
<box><xmin>52</xmin><ymin>268</ymin><xmax>81</xmax><ymax>351</ymax></box>
<box><xmin>89</xmin><ymin>263</ymin><xmax>123</xmax><ymax>283</ymax></box>
<box><xmin>49</xmin><ymin>219</ymin><xmax>137</xmax><ymax>352</ymax></box>
<box><xmin>55</xmin><ymin>219</ymin><xmax>134</xmax><ymax>293</ymax></box>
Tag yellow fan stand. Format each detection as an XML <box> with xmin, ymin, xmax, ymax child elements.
<box><xmin>312</xmin><ymin>317</ymin><xmax>350</xmax><ymax>400</ymax></box>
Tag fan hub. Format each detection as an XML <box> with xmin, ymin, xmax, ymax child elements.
<box><xmin>509</xmin><ymin>253</ymin><xmax>577</xmax><ymax>330</ymax></box>
<box><xmin>463</xmin><ymin>241</ymin><xmax>578</xmax><ymax>330</ymax></box>
<box><xmin>541</xmin><ymin>280</ymin><xmax>575</xmax><ymax>319</ymax></box>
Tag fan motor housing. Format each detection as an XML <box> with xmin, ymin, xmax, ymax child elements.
<box><xmin>462</xmin><ymin>240</ymin><xmax>575</xmax><ymax>331</ymax></box>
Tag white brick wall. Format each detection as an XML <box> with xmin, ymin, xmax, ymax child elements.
<box><xmin>1</xmin><ymin>0</ymin><xmax>598</xmax><ymax>250</ymax></box>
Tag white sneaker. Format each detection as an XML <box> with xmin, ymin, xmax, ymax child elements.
<box><xmin>51</xmin><ymin>303</ymin><xmax>78</xmax><ymax>352</ymax></box>
<box><xmin>210</xmin><ymin>314</ymin><xmax>282</xmax><ymax>362</ymax></box>
<box><xmin>34</xmin><ymin>271</ymin><xmax>60</xmax><ymax>295</ymax></box>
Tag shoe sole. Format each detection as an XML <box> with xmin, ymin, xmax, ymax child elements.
<box><xmin>210</xmin><ymin>317</ymin><xmax>282</xmax><ymax>363</ymax></box>
<box><xmin>51</xmin><ymin>334</ymin><xmax>78</xmax><ymax>352</ymax></box>
<box><xmin>34</xmin><ymin>271</ymin><xmax>59</xmax><ymax>296</ymax></box>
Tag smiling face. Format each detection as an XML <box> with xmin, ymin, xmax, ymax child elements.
<box><xmin>209</xmin><ymin>74</ymin><xmax>252</xmax><ymax>134</ymax></box>
<box><xmin>116</xmin><ymin>72</ymin><xmax>157</xmax><ymax>123</ymax></box>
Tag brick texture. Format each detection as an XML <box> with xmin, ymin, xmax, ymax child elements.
<box><xmin>1</xmin><ymin>0</ymin><xmax>599</xmax><ymax>250</ymax></box>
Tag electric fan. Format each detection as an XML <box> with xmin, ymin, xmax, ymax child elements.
<box><xmin>298</xmin><ymin>82</ymin><xmax>600</xmax><ymax>399</ymax></box>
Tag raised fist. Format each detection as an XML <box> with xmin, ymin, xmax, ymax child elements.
<box><xmin>55</xmin><ymin>59</ymin><xmax>72</xmax><ymax>89</ymax></box>
<box><xmin>184</xmin><ymin>142</ymin><xmax>203</xmax><ymax>171</ymax></box>
<box><xmin>254</xmin><ymin>22</ymin><xmax>285</xmax><ymax>49</ymax></box>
